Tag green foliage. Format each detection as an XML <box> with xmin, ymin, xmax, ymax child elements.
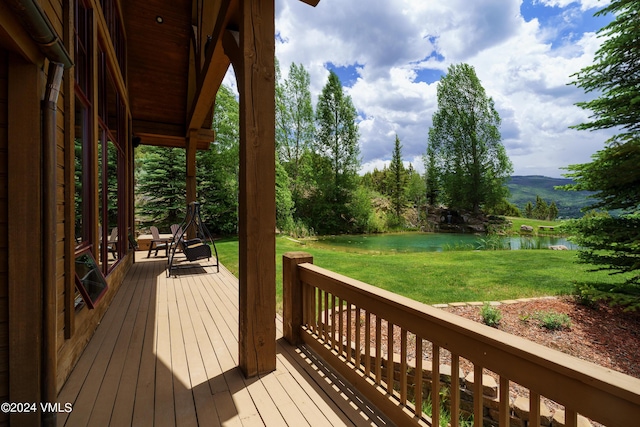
<box><xmin>136</xmin><ymin>146</ymin><xmax>187</xmax><ymax>230</ymax></box>
<box><xmin>565</xmin><ymin>0</ymin><xmax>640</xmax><ymax>309</ymax></box>
<box><xmin>275</xmin><ymin>159</ymin><xmax>295</xmax><ymax>232</ymax></box>
<box><xmin>196</xmin><ymin>85</ymin><xmax>240</xmax><ymax>234</ymax></box>
<box><xmin>388</xmin><ymin>135</ymin><xmax>408</xmax><ymax>219</ymax></box>
<box><xmin>521</xmin><ymin>195</ymin><xmax>559</xmax><ymax>220</ymax></box>
<box><xmin>475</xmin><ymin>234</ymin><xmax>510</xmax><ymax>250</ymax></box>
<box><xmin>306</xmin><ymin>71</ymin><xmax>368</xmax><ymax>234</ymax></box>
<box><xmin>535</xmin><ymin>311</ymin><xmax>572</xmax><ymax>331</ymax></box>
<box><xmin>276</xmin><ymin>61</ymin><xmax>314</xmax><ymax>207</ymax></box>
<box><xmin>480</xmin><ymin>303</ymin><xmax>502</xmax><ymax>327</ymax></box>
<box><xmin>560</xmin><ymin>0</ymin><xmax>640</xmax><ymax>309</ymax></box>
<box><xmin>427</xmin><ymin>63</ymin><xmax>513</xmax><ymax>213</ymax></box>
<box><xmin>486</xmin><ymin>198</ymin><xmax>521</xmax><ymax>217</ymax></box>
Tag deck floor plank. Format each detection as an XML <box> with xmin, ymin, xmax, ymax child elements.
<box><xmin>58</xmin><ymin>253</ymin><xmax>392</xmax><ymax>427</ymax></box>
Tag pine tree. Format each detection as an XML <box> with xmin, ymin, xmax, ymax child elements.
<box><xmin>562</xmin><ymin>0</ymin><xmax>640</xmax><ymax>309</ymax></box>
<box><xmin>387</xmin><ymin>135</ymin><xmax>407</xmax><ymax>219</ymax></box>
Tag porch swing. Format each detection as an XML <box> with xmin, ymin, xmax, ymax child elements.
<box><xmin>167</xmin><ymin>201</ymin><xmax>220</xmax><ymax>277</ymax></box>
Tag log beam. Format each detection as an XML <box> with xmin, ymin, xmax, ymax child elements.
<box><xmin>233</xmin><ymin>0</ymin><xmax>277</xmax><ymax>378</ymax></box>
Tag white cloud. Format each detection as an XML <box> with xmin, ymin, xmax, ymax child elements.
<box><xmin>274</xmin><ymin>0</ymin><xmax>612</xmax><ymax>178</ymax></box>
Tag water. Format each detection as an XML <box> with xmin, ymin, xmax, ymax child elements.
<box><xmin>314</xmin><ymin>232</ymin><xmax>578</xmax><ymax>253</ymax></box>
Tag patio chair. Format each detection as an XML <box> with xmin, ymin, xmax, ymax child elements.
<box><xmin>147</xmin><ymin>226</ymin><xmax>170</xmax><ymax>258</ymax></box>
<box><xmin>106</xmin><ymin>226</ymin><xmax>118</xmax><ymax>259</ymax></box>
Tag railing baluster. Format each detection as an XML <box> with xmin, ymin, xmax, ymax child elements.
<box><xmin>355</xmin><ymin>306</ymin><xmax>361</xmax><ymax>368</ymax></box>
<box><xmin>308</xmin><ymin>284</ymin><xmax>315</xmax><ymax>332</ymax></box>
<box><xmin>415</xmin><ymin>338</ymin><xmax>423</xmax><ymax>419</ymax></box>
<box><xmin>474</xmin><ymin>365</ymin><xmax>483</xmax><ymax>427</ymax></box>
<box><xmin>323</xmin><ymin>290</ymin><xmax>329</xmax><ymax>343</ymax></box>
<box><xmin>432</xmin><ymin>345</ymin><xmax>440</xmax><ymax>427</ymax></box>
<box><xmin>400</xmin><ymin>328</ymin><xmax>407</xmax><ymax>405</ymax></box>
<box><xmin>316</xmin><ymin>288</ymin><xmax>322</xmax><ymax>337</ymax></box>
<box><xmin>330</xmin><ymin>294</ymin><xmax>336</xmax><ymax>349</ymax></box>
<box><xmin>375</xmin><ymin>316</ymin><xmax>382</xmax><ymax>385</ymax></box>
<box><xmin>387</xmin><ymin>321</ymin><xmax>394</xmax><ymax>394</ymax></box>
<box><xmin>565</xmin><ymin>409</ymin><xmax>578</xmax><ymax>427</ymax></box>
<box><xmin>365</xmin><ymin>311</ymin><xmax>371</xmax><ymax>376</ymax></box>
<box><xmin>530</xmin><ymin>391</ymin><xmax>541</xmax><ymax>427</ymax></box>
<box><xmin>499</xmin><ymin>376</ymin><xmax>509</xmax><ymax>427</ymax></box>
<box><xmin>346</xmin><ymin>302</ymin><xmax>352</xmax><ymax>363</ymax></box>
<box><xmin>450</xmin><ymin>354</ymin><xmax>460</xmax><ymax>427</ymax></box>
<box><xmin>338</xmin><ymin>297</ymin><xmax>344</xmax><ymax>356</ymax></box>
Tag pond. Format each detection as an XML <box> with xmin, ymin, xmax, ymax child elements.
<box><xmin>314</xmin><ymin>232</ymin><xmax>578</xmax><ymax>253</ymax></box>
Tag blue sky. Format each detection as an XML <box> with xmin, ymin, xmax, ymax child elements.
<box><xmin>256</xmin><ymin>0</ymin><xmax>615</xmax><ymax>177</ymax></box>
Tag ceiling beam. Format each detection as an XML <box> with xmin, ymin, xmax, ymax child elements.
<box><xmin>186</xmin><ymin>0</ymin><xmax>237</xmax><ymax>133</ymax></box>
<box><xmin>298</xmin><ymin>0</ymin><xmax>320</xmax><ymax>6</ymax></box>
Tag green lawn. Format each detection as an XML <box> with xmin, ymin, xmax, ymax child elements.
<box><xmin>215</xmin><ymin>235</ymin><xmax>617</xmax><ymax>312</ymax></box>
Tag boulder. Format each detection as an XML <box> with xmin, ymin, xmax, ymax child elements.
<box><xmin>549</xmin><ymin>245</ymin><xmax>569</xmax><ymax>250</ymax></box>
<box><xmin>520</xmin><ymin>225</ymin><xmax>534</xmax><ymax>232</ymax></box>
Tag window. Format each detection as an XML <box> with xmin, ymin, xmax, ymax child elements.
<box><xmin>74</xmin><ymin>0</ymin><xmax>93</xmax><ymax>249</ymax></box>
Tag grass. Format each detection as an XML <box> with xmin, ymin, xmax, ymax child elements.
<box><xmin>215</xmin><ymin>235</ymin><xmax>625</xmax><ymax>313</ymax></box>
<box><xmin>506</xmin><ymin>216</ymin><xmax>563</xmax><ymax>235</ymax></box>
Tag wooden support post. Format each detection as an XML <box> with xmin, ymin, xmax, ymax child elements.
<box><xmin>283</xmin><ymin>252</ymin><xmax>313</xmax><ymax>345</ymax></box>
<box><xmin>8</xmin><ymin>54</ymin><xmax>43</xmax><ymax>427</ymax></box>
<box><xmin>236</xmin><ymin>0</ymin><xmax>277</xmax><ymax>377</ymax></box>
<box><xmin>186</xmin><ymin>129</ymin><xmax>197</xmax><ymax>239</ymax></box>
<box><xmin>186</xmin><ymin>128</ymin><xmax>197</xmax><ymax>206</ymax></box>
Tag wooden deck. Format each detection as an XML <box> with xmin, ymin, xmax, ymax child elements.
<box><xmin>57</xmin><ymin>252</ymin><xmax>393</xmax><ymax>426</ymax></box>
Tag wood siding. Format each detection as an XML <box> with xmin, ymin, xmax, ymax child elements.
<box><xmin>0</xmin><ymin>49</ymin><xmax>9</xmax><ymax>427</ymax></box>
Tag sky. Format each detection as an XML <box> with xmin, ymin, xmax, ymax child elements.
<box><xmin>226</xmin><ymin>0</ymin><xmax>615</xmax><ymax>178</ymax></box>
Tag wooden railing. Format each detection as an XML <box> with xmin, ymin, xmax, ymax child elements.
<box><xmin>283</xmin><ymin>252</ymin><xmax>640</xmax><ymax>427</ymax></box>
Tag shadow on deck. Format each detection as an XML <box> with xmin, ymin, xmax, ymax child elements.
<box><xmin>57</xmin><ymin>252</ymin><xmax>393</xmax><ymax>426</ymax></box>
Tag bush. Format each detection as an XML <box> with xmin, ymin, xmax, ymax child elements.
<box><xmin>535</xmin><ymin>311</ymin><xmax>572</xmax><ymax>331</ymax></box>
<box><xmin>480</xmin><ymin>303</ymin><xmax>502</xmax><ymax>327</ymax></box>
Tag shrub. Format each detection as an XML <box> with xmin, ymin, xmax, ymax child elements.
<box><xmin>535</xmin><ymin>311</ymin><xmax>572</xmax><ymax>331</ymax></box>
<box><xmin>480</xmin><ymin>303</ymin><xmax>502</xmax><ymax>327</ymax></box>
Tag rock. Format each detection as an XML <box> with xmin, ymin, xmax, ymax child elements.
<box><xmin>551</xmin><ymin>410</ymin><xmax>593</xmax><ymax>426</ymax></box>
<box><xmin>464</xmin><ymin>372</ymin><xmax>498</xmax><ymax>398</ymax></box>
<box><xmin>520</xmin><ymin>225</ymin><xmax>534</xmax><ymax>232</ymax></box>
<box><xmin>549</xmin><ymin>245</ymin><xmax>569</xmax><ymax>250</ymax></box>
<box><xmin>512</xmin><ymin>396</ymin><xmax>553</xmax><ymax>426</ymax></box>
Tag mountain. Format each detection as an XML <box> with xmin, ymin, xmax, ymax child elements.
<box><xmin>507</xmin><ymin>175</ymin><xmax>594</xmax><ymax>218</ymax></box>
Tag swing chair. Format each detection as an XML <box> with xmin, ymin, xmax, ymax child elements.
<box><xmin>167</xmin><ymin>201</ymin><xmax>220</xmax><ymax>277</ymax></box>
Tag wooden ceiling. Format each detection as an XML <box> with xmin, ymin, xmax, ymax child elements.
<box><xmin>123</xmin><ymin>0</ymin><xmax>319</xmax><ymax>150</ymax></box>
<box><xmin>123</xmin><ymin>0</ymin><xmax>212</xmax><ymax>149</ymax></box>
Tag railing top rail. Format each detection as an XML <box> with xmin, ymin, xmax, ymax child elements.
<box><xmin>297</xmin><ymin>262</ymin><xmax>640</xmax><ymax>426</ymax></box>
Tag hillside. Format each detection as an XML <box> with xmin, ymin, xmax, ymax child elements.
<box><xmin>507</xmin><ymin>175</ymin><xmax>594</xmax><ymax>218</ymax></box>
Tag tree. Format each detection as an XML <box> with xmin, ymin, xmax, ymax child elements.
<box><xmin>387</xmin><ymin>135</ymin><xmax>407</xmax><ymax>219</ymax></box>
<box><xmin>561</xmin><ymin>0</ymin><xmax>640</xmax><ymax>309</ymax></box>
<box><xmin>308</xmin><ymin>70</ymin><xmax>363</xmax><ymax>234</ymax></box>
<box><xmin>276</xmin><ymin>61</ymin><xmax>314</xmax><ymax>205</ymax></box>
<box><xmin>197</xmin><ymin>85</ymin><xmax>240</xmax><ymax>234</ymax></box>
<box><xmin>427</xmin><ymin>63</ymin><xmax>513</xmax><ymax>213</ymax></box>
<box><xmin>424</xmin><ymin>145</ymin><xmax>439</xmax><ymax>206</ymax></box>
<box><xmin>136</xmin><ymin>146</ymin><xmax>186</xmax><ymax>229</ymax></box>
<box><xmin>533</xmin><ymin>195</ymin><xmax>549</xmax><ymax>220</ymax></box>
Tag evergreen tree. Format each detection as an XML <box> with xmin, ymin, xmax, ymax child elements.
<box><xmin>533</xmin><ymin>195</ymin><xmax>549</xmax><ymax>220</ymax></box>
<box><xmin>387</xmin><ymin>135</ymin><xmax>407</xmax><ymax>219</ymax></box>
<box><xmin>309</xmin><ymin>71</ymin><xmax>363</xmax><ymax>234</ymax></box>
<box><xmin>424</xmin><ymin>145</ymin><xmax>439</xmax><ymax>206</ymax></box>
<box><xmin>562</xmin><ymin>0</ymin><xmax>640</xmax><ymax>309</ymax></box>
<box><xmin>427</xmin><ymin>63</ymin><xmax>512</xmax><ymax>213</ymax></box>
<box><xmin>524</xmin><ymin>201</ymin><xmax>533</xmax><ymax>218</ymax></box>
<box><xmin>548</xmin><ymin>201</ymin><xmax>559</xmax><ymax>220</ymax></box>
<box><xmin>136</xmin><ymin>146</ymin><xmax>186</xmax><ymax>229</ymax></box>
